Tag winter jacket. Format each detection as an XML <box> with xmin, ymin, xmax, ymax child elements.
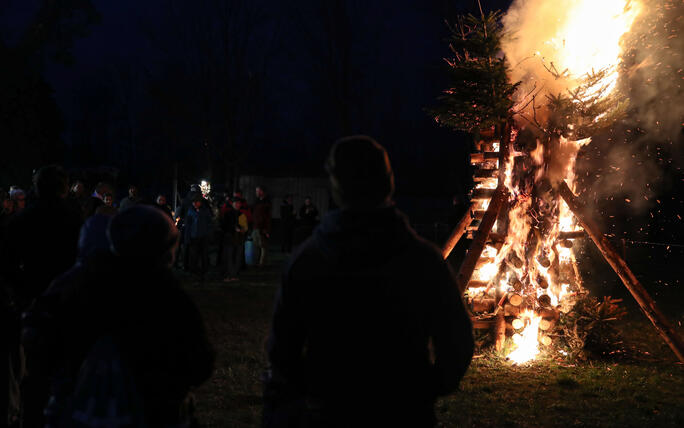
<box><xmin>299</xmin><ymin>204</ymin><xmax>319</xmax><ymax>228</ymax></box>
<box><xmin>265</xmin><ymin>206</ymin><xmax>474</xmax><ymax>427</ymax></box>
<box><xmin>184</xmin><ymin>206</ymin><xmax>212</xmax><ymax>241</ymax></box>
<box><xmin>221</xmin><ymin>208</ymin><xmax>248</xmax><ymax>245</ymax></box>
<box><xmin>280</xmin><ymin>202</ymin><xmax>295</xmax><ymax>226</ymax></box>
<box><xmin>28</xmin><ymin>251</ymin><xmax>214</xmax><ymax>427</ymax></box>
<box><xmin>0</xmin><ymin>198</ymin><xmax>82</xmax><ymax>309</ymax></box>
<box><xmin>252</xmin><ymin>198</ymin><xmax>272</xmax><ymax>233</ymax></box>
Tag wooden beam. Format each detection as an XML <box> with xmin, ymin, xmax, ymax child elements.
<box><xmin>559</xmin><ymin>230</ymin><xmax>585</xmax><ymax>239</ymax></box>
<box><xmin>558</xmin><ymin>180</ymin><xmax>684</xmax><ymax>363</ymax></box>
<box><xmin>442</xmin><ymin>202</ymin><xmax>477</xmax><ymax>259</ymax></box>
<box><xmin>470</xmin><ymin>152</ymin><xmax>500</xmax><ymax>164</ymax></box>
<box><xmin>472</xmin><ymin>188</ymin><xmax>496</xmax><ymax>200</ymax></box>
<box><xmin>456</xmin><ymin>185</ymin><xmax>508</xmax><ymax>292</ymax></box>
<box><xmin>474</xmin><ymin>168</ymin><xmax>498</xmax><ymax>179</ymax></box>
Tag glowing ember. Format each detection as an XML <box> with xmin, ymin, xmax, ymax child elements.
<box><xmin>508</xmin><ymin>311</ymin><xmax>542</xmax><ymax>364</ymax></box>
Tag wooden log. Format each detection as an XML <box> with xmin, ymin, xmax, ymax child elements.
<box><xmin>472</xmin><ymin>210</ymin><xmax>486</xmax><ymax>220</ymax></box>
<box><xmin>466</xmin><ymin>280</ymin><xmax>489</xmax><ymax>289</ymax></box>
<box><xmin>472</xmin><ymin>188</ymin><xmax>497</xmax><ymax>200</ymax></box>
<box><xmin>559</xmin><ymin>230</ymin><xmax>585</xmax><ymax>240</ymax></box>
<box><xmin>511</xmin><ymin>318</ymin><xmax>525</xmax><ymax>330</ymax></box>
<box><xmin>471</xmin><ymin>318</ymin><xmax>496</xmax><ymax>329</ymax></box>
<box><xmin>488</xmin><ymin>232</ymin><xmax>505</xmax><ymax>244</ymax></box>
<box><xmin>456</xmin><ymin>185</ymin><xmax>508</xmax><ymax>292</ymax></box>
<box><xmin>470</xmin><ymin>152</ymin><xmax>500</xmax><ymax>164</ymax></box>
<box><xmin>495</xmin><ymin>311</ymin><xmax>507</xmax><ymax>351</ymax></box>
<box><xmin>558</xmin><ymin>180</ymin><xmax>684</xmax><ymax>363</ymax></box>
<box><xmin>558</xmin><ymin>239</ymin><xmax>574</xmax><ymax>248</ymax></box>
<box><xmin>537</xmin><ymin>256</ymin><xmax>551</xmax><ymax>268</ymax></box>
<box><xmin>508</xmin><ymin>293</ymin><xmax>523</xmax><ymax>306</ymax></box>
<box><xmin>472</xmin><ymin>298</ymin><xmax>497</xmax><ymax>313</ymax></box>
<box><xmin>475</xmin><ymin>257</ymin><xmax>495</xmax><ymax>268</ymax></box>
<box><xmin>504</xmin><ymin>304</ymin><xmax>521</xmax><ymax>317</ymax></box>
<box><xmin>466</xmin><ymin>220</ymin><xmax>481</xmax><ymax>231</ymax></box>
<box><xmin>474</xmin><ymin>169</ymin><xmax>499</xmax><ymax>180</ymax></box>
<box><xmin>539</xmin><ymin>307</ymin><xmax>560</xmax><ymax>323</ymax></box>
<box><xmin>540</xmin><ymin>335</ymin><xmax>552</xmax><ymax>346</ymax></box>
<box><xmin>509</xmin><ymin>253</ymin><xmax>524</xmax><ymax>269</ymax></box>
<box><xmin>537</xmin><ymin>276</ymin><xmax>549</xmax><ymax>289</ymax></box>
<box><xmin>537</xmin><ymin>295</ymin><xmax>552</xmax><ymax>308</ymax></box>
<box><xmin>441</xmin><ymin>201</ymin><xmax>477</xmax><ymax>259</ymax></box>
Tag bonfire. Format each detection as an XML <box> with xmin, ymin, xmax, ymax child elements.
<box><xmin>434</xmin><ymin>0</ymin><xmax>684</xmax><ymax>364</ymax></box>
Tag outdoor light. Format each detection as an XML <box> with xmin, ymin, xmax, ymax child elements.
<box><xmin>200</xmin><ymin>180</ymin><xmax>211</xmax><ymax>198</ymax></box>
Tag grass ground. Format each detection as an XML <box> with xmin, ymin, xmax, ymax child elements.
<box><xmin>183</xmin><ymin>245</ymin><xmax>684</xmax><ymax>427</ymax></box>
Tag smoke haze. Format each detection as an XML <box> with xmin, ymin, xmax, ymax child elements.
<box><xmin>501</xmin><ymin>0</ymin><xmax>683</xmax><ymax>226</ymax></box>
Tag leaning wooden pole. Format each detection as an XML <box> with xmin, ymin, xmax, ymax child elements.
<box><xmin>558</xmin><ymin>180</ymin><xmax>684</xmax><ymax>363</ymax></box>
<box><xmin>455</xmin><ymin>185</ymin><xmax>508</xmax><ymax>293</ymax></box>
<box><xmin>442</xmin><ymin>202</ymin><xmax>477</xmax><ymax>259</ymax></box>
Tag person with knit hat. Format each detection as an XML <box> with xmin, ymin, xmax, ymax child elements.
<box><xmin>24</xmin><ymin>205</ymin><xmax>213</xmax><ymax>427</ymax></box>
<box><xmin>264</xmin><ymin>136</ymin><xmax>474</xmax><ymax>427</ymax></box>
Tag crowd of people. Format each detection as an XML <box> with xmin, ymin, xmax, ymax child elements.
<box><xmin>0</xmin><ymin>136</ymin><xmax>474</xmax><ymax>428</ymax></box>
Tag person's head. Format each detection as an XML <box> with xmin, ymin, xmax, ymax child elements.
<box><xmin>94</xmin><ymin>182</ymin><xmax>107</xmax><ymax>198</ymax></box>
<box><xmin>233</xmin><ymin>189</ymin><xmax>243</xmax><ymax>199</ymax></box>
<box><xmin>103</xmin><ymin>193</ymin><xmax>113</xmax><ymax>206</ymax></box>
<box><xmin>2</xmin><ymin>198</ymin><xmax>14</xmax><ymax>214</ymax></box>
<box><xmin>192</xmin><ymin>194</ymin><xmax>203</xmax><ymax>209</ymax></box>
<box><xmin>304</xmin><ymin>196</ymin><xmax>312</xmax><ymax>206</ymax></box>
<box><xmin>286</xmin><ymin>194</ymin><xmax>293</xmax><ymax>204</ymax></box>
<box><xmin>33</xmin><ymin>165</ymin><xmax>69</xmax><ymax>201</ymax></box>
<box><xmin>231</xmin><ymin>198</ymin><xmax>242</xmax><ymax>210</ymax></box>
<box><xmin>128</xmin><ymin>185</ymin><xmax>138</xmax><ymax>199</ymax></box>
<box><xmin>10</xmin><ymin>188</ymin><xmax>26</xmax><ymax>210</ymax></box>
<box><xmin>71</xmin><ymin>181</ymin><xmax>84</xmax><ymax>197</ymax></box>
<box><xmin>255</xmin><ymin>186</ymin><xmax>266</xmax><ymax>199</ymax></box>
<box><xmin>325</xmin><ymin>135</ymin><xmax>395</xmax><ymax>210</ymax></box>
<box><xmin>107</xmin><ymin>205</ymin><xmax>179</xmax><ymax>267</ymax></box>
<box><xmin>156</xmin><ymin>194</ymin><xmax>167</xmax><ymax>206</ymax></box>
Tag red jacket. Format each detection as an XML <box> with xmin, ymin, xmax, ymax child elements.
<box><xmin>252</xmin><ymin>198</ymin><xmax>272</xmax><ymax>232</ymax></box>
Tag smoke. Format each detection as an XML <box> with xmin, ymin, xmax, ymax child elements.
<box><xmin>501</xmin><ymin>0</ymin><xmax>683</xmax><ymax>219</ymax></box>
<box><xmin>620</xmin><ymin>0</ymin><xmax>684</xmax><ymax>144</ymax></box>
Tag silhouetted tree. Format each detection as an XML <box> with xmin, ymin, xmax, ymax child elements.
<box><xmin>0</xmin><ymin>0</ymin><xmax>100</xmax><ymax>184</ymax></box>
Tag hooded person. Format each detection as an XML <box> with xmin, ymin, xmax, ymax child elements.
<box><xmin>264</xmin><ymin>136</ymin><xmax>474</xmax><ymax>428</ymax></box>
<box><xmin>27</xmin><ymin>205</ymin><xmax>214</xmax><ymax>427</ymax></box>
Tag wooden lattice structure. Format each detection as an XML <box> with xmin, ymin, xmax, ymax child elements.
<box><xmin>443</xmin><ymin>124</ymin><xmax>684</xmax><ymax>363</ymax></box>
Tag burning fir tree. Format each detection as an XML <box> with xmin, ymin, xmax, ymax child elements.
<box><xmin>431</xmin><ymin>1</ymin><xmax>684</xmax><ymax>364</ymax></box>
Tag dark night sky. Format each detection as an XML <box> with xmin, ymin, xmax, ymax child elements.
<box><xmin>4</xmin><ymin>0</ymin><xmax>679</xmax><ymax>243</ymax></box>
<box><xmin>2</xmin><ymin>0</ymin><xmax>513</xmax><ymax>197</ymax></box>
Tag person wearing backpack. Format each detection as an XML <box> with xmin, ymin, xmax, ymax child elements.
<box><xmin>27</xmin><ymin>205</ymin><xmax>214</xmax><ymax>427</ymax></box>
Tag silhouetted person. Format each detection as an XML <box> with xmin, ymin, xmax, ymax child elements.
<box><xmin>221</xmin><ymin>198</ymin><xmax>248</xmax><ymax>282</ymax></box>
<box><xmin>25</xmin><ymin>206</ymin><xmax>213</xmax><ymax>426</ymax></box>
<box><xmin>252</xmin><ymin>186</ymin><xmax>272</xmax><ymax>266</ymax></box>
<box><xmin>119</xmin><ymin>184</ymin><xmax>141</xmax><ymax>211</ymax></box>
<box><xmin>178</xmin><ymin>184</ymin><xmax>202</xmax><ymax>270</ymax></box>
<box><xmin>9</xmin><ymin>188</ymin><xmax>26</xmax><ymax>214</ymax></box>
<box><xmin>294</xmin><ymin>196</ymin><xmax>319</xmax><ymax>246</ymax></box>
<box><xmin>184</xmin><ymin>194</ymin><xmax>212</xmax><ymax>280</ymax></box>
<box><xmin>0</xmin><ymin>165</ymin><xmax>83</xmax><ymax>428</ymax></box>
<box><xmin>155</xmin><ymin>194</ymin><xmax>173</xmax><ymax>218</ymax></box>
<box><xmin>280</xmin><ymin>195</ymin><xmax>296</xmax><ymax>253</ymax></box>
<box><xmin>95</xmin><ymin>192</ymin><xmax>118</xmax><ymax>216</ymax></box>
<box><xmin>264</xmin><ymin>136</ymin><xmax>474</xmax><ymax>428</ymax></box>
